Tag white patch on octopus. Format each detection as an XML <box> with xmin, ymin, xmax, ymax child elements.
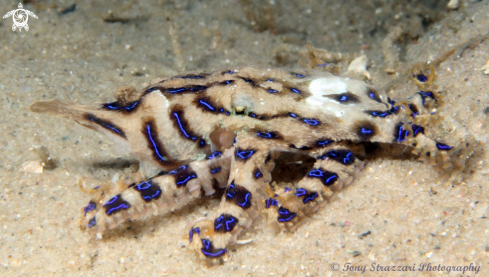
<box><xmin>307</xmin><ymin>77</ymin><xmax>350</xmax><ymax>117</ymax></box>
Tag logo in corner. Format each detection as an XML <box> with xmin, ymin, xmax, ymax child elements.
<box><xmin>3</xmin><ymin>3</ymin><xmax>38</xmax><ymax>32</ymax></box>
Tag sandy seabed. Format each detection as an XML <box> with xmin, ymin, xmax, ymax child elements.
<box><xmin>1</xmin><ymin>0</ymin><xmax>488</xmax><ymax>276</ymax></box>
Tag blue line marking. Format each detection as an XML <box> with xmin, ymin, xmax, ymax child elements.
<box><xmin>176</xmin><ymin>174</ymin><xmax>197</xmax><ymax>186</ymax></box>
<box><xmin>199</xmin><ymin>99</ymin><xmax>215</xmax><ymax>111</ymax></box>
<box><xmin>238</xmin><ymin>193</ymin><xmax>251</xmax><ymax>208</ymax></box>
<box><xmin>303</xmin><ymin>118</ymin><xmax>319</xmax><ymax>126</ymax></box>
<box><xmin>146</xmin><ymin>124</ymin><xmax>166</xmax><ymax>161</ymax></box>
<box><xmin>173</xmin><ymin>112</ymin><xmax>193</xmax><ymax>139</ymax></box>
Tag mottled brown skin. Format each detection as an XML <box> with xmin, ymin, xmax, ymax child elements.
<box><xmin>30</xmin><ymin>66</ymin><xmax>467</xmax><ymax>263</ymax></box>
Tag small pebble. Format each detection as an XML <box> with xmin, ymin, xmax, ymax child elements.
<box><xmin>447</xmin><ymin>0</ymin><xmax>459</xmax><ymax>10</ymax></box>
<box><xmin>348</xmin><ymin>250</ymin><xmax>361</xmax><ymax>257</ymax></box>
<box><xmin>359</xmin><ymin>230</ymin><xmax>371</xmax><ymax>238</ymax></box>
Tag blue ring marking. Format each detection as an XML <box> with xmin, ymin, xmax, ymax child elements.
<box><xmin>256</xmin><ymin>132</ymin><xmax>278</xmax><ymax>139</ymax></box>
<box><xmin>170</xmin><ymin>166</ymin><xmax>189</xmax><ymax>176</ymax></box>
<box><xmin>84</xmin><ymin>202</ymin><xmax>96</xmax><ymax>216</ymax></box>
<box><xmin>317</xmin><ymin>63</ymin><xmax>329</xmax><ymax>67</ymax></box>
<box><xmin>214</xmin><ymin>214</ymin><xmax>238</xmax><ymax>232</ymax></box>
<box><xmin>390</xmin><ymin>105</ymin><xmax>399</xmax><ymax>113</ymax></box>
<box><xmin>146</xmin><ymin>87</ymin><xmax>156</xmax><ymax>93</ymax></box>
<box><xmin>323</xmin><ymin>174</ymin><xmax>338</xmax><ymax>186</ymax></box>
<box><xmin>104</xmin><ymin>195</ymin><xmax>130</xmax><ymax>215</ymax></box>
<box><xmin>214</xmin><ymin>215</ymin><xmax>224</xmax><ymax>231</ymax></box>
<box><xmin>308</xmin><ymin>169</ymin><xmax>323</xmax><ymax>177</ymax></box>
<box><xmin>316</xmin><ymin>139</ymin><xmax>332</xmax><ymax>147</ymax></box>
<box><xmin>361</xmin><ymin>128</ymin><xmax>373</xmax><ymax>134</ymax></box>
<box><xmin>207</xmin><ymin>151</ymin><xmax>222</xmax><ymax>160</ymax></box>
<box><xmin>88</xmin><ymin>216</ymin><xmax>96</xmax><ymax>228</ymax></box>
<box><xmin>266</xmin><ymin>198</ymin><xmax>279</xmax><ymax>208</ymax></box>
<box><xmin>268</xmin><ymin>89</ymin><xmax>278</xmax><ymax>93</ymax></box>
<box><xmin>277</xmin><ymin>207</ymin><xmax>297</xmax><ymax>222</ymax></box>
<box><xmin>211</xmin><ymin>167</ymin><xmax>221</xmax><ymax>174</ymax></box>
<box><xmin>412</xmin><ymin>124</ymin><xmax>424</xmax><ymax>137</ymax></box>
<box><xmin>408</xmin><ymin>104</ymin><xmax>419</xmax><ymax>117</ymax></box>
<box><xmin>417</xmin><ymin>91</ymin><xmax>436</xmax><ymax>106</ymax></box>
<box><xmin>294</xmin><ymin>73</ymin><xmax>306</xmax><ymax>78</ymax></box>
<box><xmin>340</xmin><ymin>95</ymin><xmax>348</xmax><ymax>101</ymax></box>
<box><xmin>146</xmin><ymin>124</ymin><xmax>166</xmax><ymax>162</ymax></box>
<box><xmin>224</xmin><ymin>217</ymin><xmax>235</xmax><ymax>232</ymax></box>
<box><xmin>189</xmin><ymin>228</ymin><xmax>194</xmax><ymax>243</ymax></box>
<box><xmin>201</xmin><ymin>239</ymin><xmax>227</xmax><ymax>258</ymax></box>
<box><xmin>226</xmin><ymin>189</ymin><xmax>234</xmax><ymax>199</ymax></box>
<box><xmin>303</xmin><ymin>192</ymin><xmax>318</xmax><ymax>204</ymax></box>
<box><xmin>284</xmin><ymin>187</ymin><xmax>291</xmax><ymax>192</ymax></box>
<box><xmin>368</xmin><ymin>91</ymin><xmax>379</xmax><ymax>101</ymax></box>
<box><xmin>396</xmin><ymin>124</ymin><xmax>409</xmax><ymax>142</ymax></box>
<box><xmin>265</xmin><ymin>199</ymin><xmax>271</xmax><ymax>209</ymax></box>
<box><xmin>249</xmin><ymin>113</ymin><xmax>257</xmax><ymax>118</ymax></box>
<box><xmin>294</xmin><ymin>188</ymin><xmax>307</xmax><ymax>196</ymax></box>
<box><xmin>176</xmin><ymin>174</ymin><xmax>197</xmax><ymax>186</ymax></box>
<box><xmin>288</xmin><ymin>113</ymin><xmax>298</xmax><ymax>118</ymax></box>
<box><xmin>133</xmin><ymin>181</ymin><xmax>162</xmax><ymax>202</ymax></box>
<box><xmin>303</xmin><ymin>118</ymin><xmax>319</xmax><ymax>126</ymax></box>
<box><xmin>388</xmin><ymin>98</ymin><xmax>399</xmax><ymax>114</ymax></box>
<box><xmin>416</xmin><ymin>74</ymin><xmax>428</xmax><ymax>82</ymax></box>
<box><xmin>238</xmin><ymin>193</ymin><xmax>251</xmax><ymax>208</ymax></box>
<box><xmin>199</xmin><ymin>139</ymin><xmax>206</xmax><ymax>147</ymax></box>
<box><xmin>436</xmin><ymin>142</ymin><xmax>453</xmax><ymax>151</ymax></box>
<box><xmin>236</xmin><ymin>149</ymin><xmax>255</xmax><ymax>160</ymax></box>
<box><xmin>266</xmin><ymin>78</ymin><xmax>275</xmax><ymax>82</ymax></box>
<box><xmin>291</xmin><ymin>88</ymin><xmax>301</xmax><ymax>94</ymax></box>
<box><xmin>227</xmin><ymin>70</ymin><xmax>234</xmax><ymax>74</ymax></box>
<box><xmin>254</xmin><ymin>169</ymin><xmax>262</xmax><ymax>178</ymax></box>
<box><xmin>202</xmin><ymin>239</ymin><xmax>215</xmax><ymax>249</ymax></box>
<box><xmin>321</xmin><ymin>150</ymin><xmax>355</xmax><ymax>165</ymax></box>
<box><xmin>344</xmin><ymin>151</ymin><xmax>354</xmax><ymax>165</ymax></box>
<box><xmin>308</xmin><ymin>169</ymin><xmax>338</xmax><ymax>186</ymax></box>
<box><xmin>222</xmin><ymin>80</ymin><xmax>233</xmax><ymax>85</ymax></box>
<box><xmin>368</xmin><ymin>111</ymin><xmax>391</xmax><ymax>118</ymax></box>
<box><xmin>226</xmin><ymin>183</ymin><xmax>252</xmax><ymax>209</ymax></box>
<box><xmin>198</xmin><ymin>99</ymin><xmax>216</xmax><ymax>111</ymax></box>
